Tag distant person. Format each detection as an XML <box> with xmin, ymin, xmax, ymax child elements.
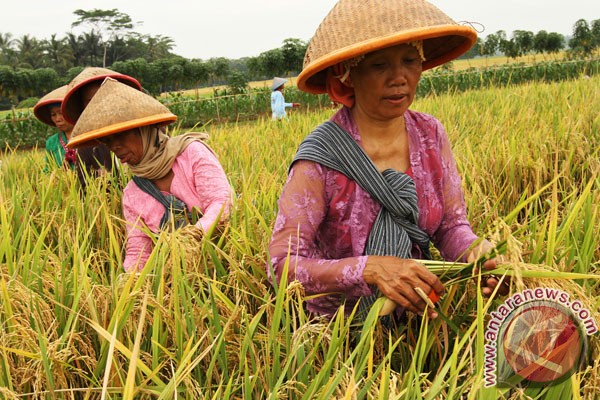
<box><xmin>67</xmin><ymin>78</ymin><xmax>233</xmax><ymax>272</ymax></box>
<box><xmin>62</xmin><ymin>67</ymin><xmax>144</xmax><ymax>188</ymax></box>
<box><xmin>34</xmin><ymin>85</ymin><xmax>105</xmax><ymax>189</ymax></box>
<box><xmin>271</xmin><ymin>77</ymin><xmax>300</xmax><ymax>120</ymax></box>
<box><xmin>268</xmin><ymin>0</ymin><xmax>508</xmax><ymax>321</ymax></box>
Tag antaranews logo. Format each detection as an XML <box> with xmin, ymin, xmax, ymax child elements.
<box><xmin>483</xmin><ymin>287</ymin><xmax>598</xmax><ymax>388</ymax></box>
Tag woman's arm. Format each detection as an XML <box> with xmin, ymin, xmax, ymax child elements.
<box><xmin>268</xmin><ymin>160</ymin><xmax>371</xmax><ymax>297</ymax></box>
<box><xmin>122</xmin><ymin>189</ymin><xmax>154</xmax><ymax>272</ymax></box>
<box><xmin>191</xmin><ymin>143</ymin><xmax>233</xmax><ymax>233</ymax></box>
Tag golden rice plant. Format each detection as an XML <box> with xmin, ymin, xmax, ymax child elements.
<box><xmin>0</xmin><ymin>75</ymin><xmax>597</xmax><ymax>399</ymax></box>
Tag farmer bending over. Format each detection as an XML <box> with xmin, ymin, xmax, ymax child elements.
<box><xmin>67</xmin><ymin>78</ymin><xmax>233</xmax><ymax>271</ymax></box>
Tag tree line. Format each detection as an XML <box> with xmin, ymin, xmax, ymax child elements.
<box><xmin>463</xmin><ymin>19</ymin><xmax>600</xmax><ymax>59</ymax></box>
<box><xmin>0</xmin><ymin>8</ymin><xmax>598</xmax><ymax>110</ymax></box>
<box><xmin>0</xmin><ymin>8</ymin><xmax>308</xmax><ymax>109</ymax></box>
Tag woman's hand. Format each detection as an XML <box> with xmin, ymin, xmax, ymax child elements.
<box><xmin>467</xmin><ymin>240</ymin><xmax>509</xmax><ymax>297</ymax></box>
<box><xmin>364</xmin><ymin>256</ymin><xmax>444</xmax><ymax>319</ymax></box>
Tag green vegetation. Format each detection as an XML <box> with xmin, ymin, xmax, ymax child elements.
<box><xmin>0</xmin><ymin>75</ymin><xmax>598</xmax><ymax>398</ymax></box>
<box><xmin>1</xmin><ymin>58</ymin><xmax>598</xmax><ymax>149</ymax></box>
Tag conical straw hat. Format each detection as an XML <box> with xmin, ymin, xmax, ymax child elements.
<box><xmin>67</xmin><ymin>78</ymin><xmax>176</xmax><ymax>149</ymax></box>
<box><xmin>33</xmin><ymin>85</ymin><xmax>69</xmax><ymax>126</ymax></box>
<box><xmin>62</xmin><ymin>67</ymin><xmax>142</xmax><ymax>124</ymax></box>
<box><xmin>297</xmin><ymin>0</ymin><xmax>478</xmax><ymax>94</ymax></box>
<box><xmin>271</xmin><ymin>77</ymin><xmax>288</xmax><ymax>91</ymax></box>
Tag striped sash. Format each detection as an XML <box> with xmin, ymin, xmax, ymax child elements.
<box><xmin>293</xmin><ymin>121</ymin><xmax>431</xmax><ymax>318</ymax></box>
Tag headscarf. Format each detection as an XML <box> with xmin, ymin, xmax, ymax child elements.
<box><xmin>325</xmin><ymin>40</ymin><xmax>426</xmax><ymax>108</ymax></box>
<box><xmin>127</xmin><ymin>125</ymin><xmax>211</xmax><ymax>180</ymax></box>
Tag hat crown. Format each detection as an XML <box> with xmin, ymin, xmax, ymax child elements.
<box><xmin>271</xmin><ymin>77</ymin><xmax>288</xmax><ymax>91</ymax></box>
<box><xmin>67</xmin><ymin>67</ymin><xmax>125</xmax><ymax>90</ymax></box>
<box><xmin>304</xmin><ymin>0</ymin><xmax>456</xmax><ymax>68</ymax></box>
<box><xmin>69</xmin><ymin>78</ymin><xmax>176</xmax><ymax>147</ymax></box>
<box><xmin>298</xmin><ymin>0</ymin><xmax>477</xmax><ymax>93</ymax></box>
<box><xmin>62</xmin><ymin>67</ymin><xmax>142</xmax><ymax>124</ymax></box>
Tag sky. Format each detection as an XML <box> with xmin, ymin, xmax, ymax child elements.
<box><xmin>2</xmin><ymin>0</ymin><xmax>598</xmax><ymax>60</ymax></box>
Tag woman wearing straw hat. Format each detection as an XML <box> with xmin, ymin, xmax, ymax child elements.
<box><xmin>268</xmin><ymin>0</ymin><xmax>506</xmax><ymax>320</ymax></box>
<box><xmin>35</xmin><ymin>85</ymin><xmax>108</xmax><ymax>188</ymax></box>
<box><xmin>271</xmin><ymin>77</ymin><xmax>300</xmax><ymax>120</ymax></box>
<box><xmin>62</xmin><ymin>66</ymin><xmax>143</xmax><ymax>125</ymax></box>
<box><xmin>62</xmin><ymin>67</ymin><xmax>144</xmax><ymax>185</ymax></box>
<box><xmin>67</xmin><ymin>78</ymin><xmax>233</xmax><ymax>272</ymax></box>
<box><xmin>34</xmin><ymin>85</ymin><xmax>77</xmax><ymax>170</ymax></box>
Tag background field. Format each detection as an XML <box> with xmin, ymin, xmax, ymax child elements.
<box><xmin>0</xmin><ymin>75</ymin><xmax>598</xmax><ymax>398</ymax></box>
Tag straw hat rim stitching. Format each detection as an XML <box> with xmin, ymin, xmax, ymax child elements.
<box><xmin>67</xmin><ymin>113</ymin><xmax>176</xmax><ymax>149</ymax></box>
<box><xmin>298</xmin><ymin>24</ymin><xmax>477</xmax><ymax>93</ymax></box>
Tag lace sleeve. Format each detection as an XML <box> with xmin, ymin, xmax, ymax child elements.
<box><xmin>268</xmin><ymin>160</ymin><xmax>371</xmax><ymax>297</ymax></box>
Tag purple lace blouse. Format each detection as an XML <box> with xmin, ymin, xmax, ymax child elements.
<box><xmin>268</xmin><ymin>107</ymin><xmax>478</xmax><ymax>316</ymax></box>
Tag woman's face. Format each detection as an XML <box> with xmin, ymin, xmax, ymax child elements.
<box><xmin>98</xmin><ymin>129</ymin><xmax>144</xmax><ymax>165</ymax></box>
<box><xmin>49</xmin><ymin>105</ymin><xmax>74</xmax><ymax>133</ymax></box>
<box><xmin>349</xmin><ymin>44</ymin><xmax>422</xmax><ymax>121</ymax></box>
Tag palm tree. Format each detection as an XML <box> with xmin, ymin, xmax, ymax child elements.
<box><xmin>144</xmin><ymin>34</ymin><xmax>175</xmax><ymax>61</ymax></box>
<box><xmin>43</xmin><ymin>34</ymin><xmax>75</xmax><ymax>73</ymax></box>
<box><xmin>0</xmin><ymin>32</ymin><xmax>14</xmax><ymax>53</ymax></box>
<box><xmin>0</xmin><ymin>32</ymin><xmax>17</xmax><ymax>67</ymax></box>
<box><xmin>81</xmin><ymin>31</ymin><xmax>103</xmax><ymax>66</ymax></box>
<box><xmin>15</xmin><ymin>34</ymin><xmax>44</xmax><ymax>69</ymax></box>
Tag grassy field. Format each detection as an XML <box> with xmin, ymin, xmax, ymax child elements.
<box><xmin>0</xmin><ymin>75</ymin><xmax>598</xmax><ymax>398</ymax></box>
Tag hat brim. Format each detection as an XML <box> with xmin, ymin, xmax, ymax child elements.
<box><xmin>33</xmin><ymin>99</ymin><xmax>62</xmax><ymax>126</ymax></box>
<box><xmin>67</xmin><ymin>113</ymin><xmax>177</xmax><ymax>149</ymax></box>
<box><xmin>298</xmin><ymin>25</ymin><xmax>477</xmax><ymax>94</ymax></box>
<box><xmin>62</xmin><ymin>74</ymin><xmax>142</xmax><ymax>124</ymax></box>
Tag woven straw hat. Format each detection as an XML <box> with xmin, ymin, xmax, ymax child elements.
<box><xmin>67</xmin><ymin>78</ymin><xmax>176</xmax><ymax>149</ymax></box>
<box><xmin>33</xmin><ymin>85</ymin><xmax>69</xmax><ymax>126</ymax></box>
<box><xmin>271</xmin><ymin>77</ymin><xmax>287</xmax><ymax>91</ymax></box>
<box><xmin>297</xmin><ymin>0</ymin><xmax>478</xmax><ymax>94</ymax></box>
<box><xmin>62</xmin><ymin>67</ymin><xmax>142</xmax><ymax>124</ymax></box>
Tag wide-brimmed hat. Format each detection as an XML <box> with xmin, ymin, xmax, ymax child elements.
<box><xmin>271</xmin><ymin>77</ymin><xmax>287</xmax><ymax>91</ymax></box>
<box><xmin>62</xmin><ymin>67</ymin><xmax>143</xmax><ymax>124</ymax></box>
<box><xmin>67</xmin><ymin>78</ymin><xmax>176</xmax><ymax>149</ymax></box>
<box><xmin>297</xmin><ymin>0</ymin><xmax>478</xmax><ymax>94</ymax></box>
<box><xmin>33</xmin><ymin>85</ymin><xmax>69</xmax><ymax>126</ymax></box>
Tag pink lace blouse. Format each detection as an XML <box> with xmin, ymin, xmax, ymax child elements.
<box><xmin>122</xmin><ymin>141</ymin><xmax>233</xmax><ymax>271</ymax></box>
<box><xmin>268</xmin><ymin>107</ymin><xmax>478</xmax><ymax>316</ymax></box>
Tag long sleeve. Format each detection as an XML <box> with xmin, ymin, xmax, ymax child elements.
<box><xmin>268</xmin><ymin>160</ymin><xmax>372</xmax><ymax>315</ymax></box>
<box><xmin>189</xmin><ymin>142</ymin><xmax>233</xmax><ymax>233</ymax></box>
<box><xmin>122</xmin><ymin>188</ymin><xmax>156</xmax><ymax>272</ymax></box>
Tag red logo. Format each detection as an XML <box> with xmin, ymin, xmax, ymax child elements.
<box><xmin>500</xmin><ymin>302</ymin><xmax>586</xmax><ymax>384</ymax></box>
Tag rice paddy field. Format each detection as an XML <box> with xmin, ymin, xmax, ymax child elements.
<box><xmin>0</xmin><ymin>75</ymin><xmax>599</xmax><ymax>399</ymax></box>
